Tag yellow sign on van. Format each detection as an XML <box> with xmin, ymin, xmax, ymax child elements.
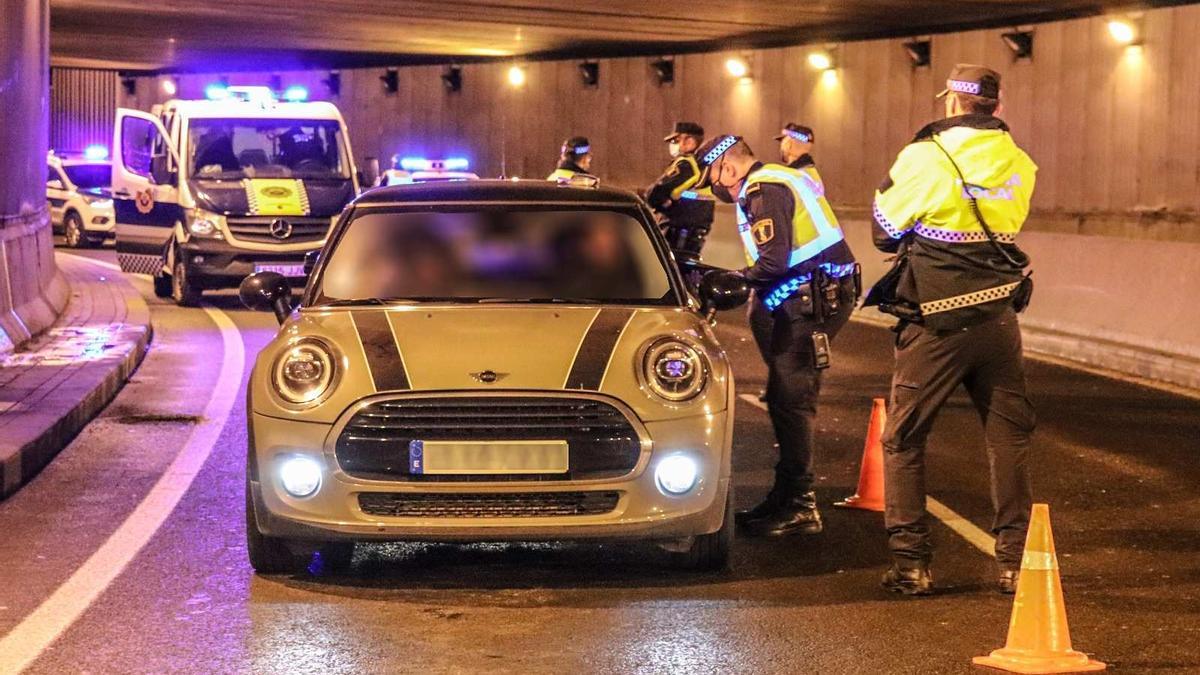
<box><xmin>244</xmin><ymin>179</ymin><xmax>308</xmax><ymax>216</ymax></box>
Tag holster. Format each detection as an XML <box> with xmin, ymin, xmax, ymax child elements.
<box><xmin>776</xmin><ymin>282</ymin><xmax>815</xmax><ymax>321</ymax></box>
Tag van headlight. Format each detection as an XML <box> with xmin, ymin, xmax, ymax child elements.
<box><xmin>643</xmin><ymin>338</ymin><xmax>708</xmax><ymax>402</ymax></box>
<box><xmin>272</xmin><ymin>338</ymin><xmax>337</xmax><ymax>406</ymax></box>
<box><xmin>187</xmin><ymin>210</ymin><xmax>224</xmax><ymax>238</ymax></box>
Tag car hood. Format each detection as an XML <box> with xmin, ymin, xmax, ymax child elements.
<box><xmin>190</xmin><ymin>177</ymin><xmax>353</xmax><ymax>217</ymax></box>
<box><xmin>251</xmin><ymin>305</ymin><xmax>731</xmax><ymax>424</ymax></box>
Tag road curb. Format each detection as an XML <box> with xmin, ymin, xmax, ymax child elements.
<box><xmin>0</xmin><ymin>255</ymin><xmax>153</xmax><ymax>500</ymax></box>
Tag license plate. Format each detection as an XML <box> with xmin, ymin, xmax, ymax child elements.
<box><xmin>254</xmin><ymin>263</ymin><xmax>306</xmax><ymax>277</ymax></box>
<box><xmin>408</xmin><ymin>440</ymin><xmax>569</xmax><ymax>475</ymax></box>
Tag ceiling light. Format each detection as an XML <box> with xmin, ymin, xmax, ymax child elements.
<box><xmin>903</xmin><ymin>39</ymin><xmax>931</xmax><ymax>68</ymax></box>
<box><xmin>579</xmin><ymin>62</ymin><xmax>600</xmax><ymax>87</ymax></box>
<box><xmin>161</xmin><ymin>78</ymin><xmax>177</xmax><ymax>96</ymax></box>
<box><xmin>725</xmin><ymin>57</ymin><xmax>749</xmax><ymax>79</ymax></box>
<box><xmin>808</xmin><ymin>50</ymin><xmax>834</xmax><ymax>71</ymax></box>
<box><xmin>380</xmin><ymin>68</ymin><xmax>399</xmax><ymax>94</ymax></box>
<box><xmin>1107</xmin><ymin>17</ymin><xmax>1140</xmax><ymax>45</ymax></box>
<box><xmin>650</xmin><ymin>58</ymin><xmax>674</xmax><ymax>86</ymax></box>
<box><xmin>442</xmin><ymin>66</ymin><xmax>462</xmax><ymax>93</ymax></box>
<box><xmin>507</xmin><ymin>65</ymin><xmax>526</xmax><ymax>87</ymax></box>
<box><xmin>1001</xmin><ymin>30</ymin><xmax>1034</xmax><ymax>59</ymax></box>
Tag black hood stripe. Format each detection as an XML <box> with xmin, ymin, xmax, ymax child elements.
<box><xmin>565</xmin><ymin>308</ymin><xmax>635</xmax><ymax>390</ymax></box>
<box><xmin>352</xmin><ymin>311</ymin><xmax>411</xmax><ymax>391</ymax></box>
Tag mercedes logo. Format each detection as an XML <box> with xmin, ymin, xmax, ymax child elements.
<box><xmin>269</xmin><ymin>218</ymin><xmax>293</xmax><ymax>240</ymax></box>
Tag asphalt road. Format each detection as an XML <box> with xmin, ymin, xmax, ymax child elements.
<box><xmin>1</xmin><ymin>244</ymin><xmax>1197</xmax><ymax>674</ymax></box>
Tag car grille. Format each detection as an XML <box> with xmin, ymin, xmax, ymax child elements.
<box><xmin>358</xmin><ymin>491</ymin><xmax>621</xmax><ymax>518</ymax></box>
<box><xmin>226</xmin><ymin>216</ymin><xmax>330</xmax><ymax>244</ymax></box>
<box><xmin>335</xmin><ymin>396</ymin><xmax>642</xmax><ymax>482</ymax></box>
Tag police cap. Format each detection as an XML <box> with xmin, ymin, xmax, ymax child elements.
<box><xmin>663</xmin><ymin>121</ymin><xmax>705</xmax><ymax>142</ymax></box>
<box><xmin>562</xmin><ymin>136</ymin><xmax>591</xmax><ymax>155</ymax></box>
<box><xmin>937</xmin><ymin>64</ymin><xmax>1001</xmax><ymax>100</ymax></box>
<box><xmin>774</xmin><ymin>123</ymin><xmax>814</xmax><ymax>143</ymax></box>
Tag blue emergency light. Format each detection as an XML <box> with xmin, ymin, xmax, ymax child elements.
<box><xmin>84</xmin><ymin>145</ymin><xmax>109</xmax><ymax>161</ymax></box>
<box><xmin>400</xmin><ymin>157</ymin><xmax>470</xmax><ymax>172</ymax></box>
<box><xmin>283</xmin><ymin>85</ymin><xmax>309</xmax><ymax>102</ymax></box>
<box><xmin>205</xmin><ymin>83</ymin><xmax>229</xmax><ymax>100</ymax></box>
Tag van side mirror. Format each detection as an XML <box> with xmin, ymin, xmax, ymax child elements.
<box><xmin>240</xmin><ymin>272</ymin><xmax>293</xmax><ymax>324</ymax></box>
<box><xmin>150</xmin><ymin>155</ymin><xmax>174</xmax><ymax>185</ymax></box>
<box><xmin>699</xmin><ymin>270</ymin><xmax>750</xmax><ymax>315</ymax></box>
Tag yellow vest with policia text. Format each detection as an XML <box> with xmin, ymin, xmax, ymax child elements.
<box><xmin>735</xmin><ymin>163</ymin><xmax>845</xmax><ymax>268</ymax></box>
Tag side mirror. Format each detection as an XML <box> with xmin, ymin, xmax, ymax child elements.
<box><xmin>303</xmin><ymin>249</ymin><xmax>320</xmax><ymax>276</ymax></box>
<box><xmin>240</xmin><ymin>272</ymin><xmax>294</xmax><ymax>324</ymax></box>
<box><xmin>699</xmin><ymin>270</ymin><xmax>750</xmax><ymax>315</ymax></box>
<box><xmin>150</xmin><ymin>155</ymin><xmax>174</xmax><ymax>186</ymax></box>
<box><xmin>47</xmin><ymin>179</ymin><xmax>64</xmax><ymax>190</ymax></box>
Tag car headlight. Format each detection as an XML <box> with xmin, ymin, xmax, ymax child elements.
<box><xmin>187</xmin><ymin>210</ymin><xmax>224</xmax><ymax>238</ymax></box>
<box><xmin>84</xmin><ymin>196</ymin><xmax>113</xmax><ymax>209</ymax></box>
<box><xmin>278</xmin><ymin>455</ymin><xmax>322</xmax><ymax>498</ymax></box>
<box><xmin>272</xmin><ymin>338</ymin><xmax>337</xmax><ymax>406</ymax></box>
<box><xmin>643</xmin><ymin>338</ymin><xmax>708</xmax><ymax>402</ymax></box>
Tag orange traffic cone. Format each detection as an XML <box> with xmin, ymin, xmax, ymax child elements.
<box><xmin>973</xmin><ymin>504</ymin><xmax>1106</xmax><ymax>674</ymax></box>
<box><xmin>835</xmin><ymin>398</ymin><xmax>886</xmax><ymax>512</ymax></box>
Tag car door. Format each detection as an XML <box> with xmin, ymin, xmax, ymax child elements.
<box><xmin>46</xmin><ymin>165</ymin><xmax>68</xmax><ymax>227</ymax></box>
<box><xmin>112</xmin><ymin>109</ymin><xmax>182</xmax><ymax>275</ymax></box>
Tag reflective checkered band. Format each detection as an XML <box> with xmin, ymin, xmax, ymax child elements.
<box><xmin>565</xmin><ymin>144</ymin><xmax>590</xmax><ymax>154</ymax></box>
<box><xmin>762</xmin><ymin>262</ymin><xmax>858</xmax><ymax>311</ymax></box>
<box><xmin>915</xmin><ymin>223</ymin><xmax>1017</xmax><ymax>244</ymax></box>
<box><xmin>919</xmin><ymin>281</ymin><xmax>1021</xmax><ymax>316</ymax></box>
<box><xmin>948</xmin><ymin>79</ymin><xmax>982</xmax><ymax>95</ymax></box>
<box><xmin>117</xmin><ymin>253</ymin><xmax>165</xmax><ymax>276</ymax></box>
<box><xmin>702</xmin><ymin>135</ymin><xmax>739</xmax><ymax>165</ymax></box>
<box><xmin>872</xmin><ymin>201</ymin><xmax>909</xmax><ymax>238</ymax></box>
<box><xmin>785</xmin><ymin>129</ymin><xmax>812</xmax><ymax>143</ymax></box>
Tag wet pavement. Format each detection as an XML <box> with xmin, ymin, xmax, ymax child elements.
<box><xmin>1</xmin><ymin>246</ymin><xmax>1198</xmax><ymax>674</ymax></box>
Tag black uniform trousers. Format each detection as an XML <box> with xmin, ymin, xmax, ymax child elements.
<box><xmin>748</xmin><ymin>277</ymin><xmax>856</xmax><ymax>496</ymax></box>
<box><xmin>882</xmin><ymin>309</ymin><xmax>1036</xmax><ymax>570</ymax></box>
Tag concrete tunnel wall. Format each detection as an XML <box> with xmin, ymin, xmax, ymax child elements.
<box><xmin>0</xmin><ymin>0</ymin><xmax>68</xmax><ymax>354</ymax></box>
<box><xmin>115</xmin><ymin>3</ymin><xmax>1200</xmax><ymax>387</ymax></box>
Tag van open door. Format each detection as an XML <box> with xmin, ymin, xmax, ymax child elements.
<box><xmin>112</xmin><ymin>108</ymin><xmax>180</xmax><ymax>275</ymax></box>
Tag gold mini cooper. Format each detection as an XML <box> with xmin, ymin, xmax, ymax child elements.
<box><xmin>240</xmin><ymin>180</ymin><xmax>749</xmax><ymax>574</ymax></box>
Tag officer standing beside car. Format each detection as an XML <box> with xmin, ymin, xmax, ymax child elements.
<box><xmin>775</xmin><ymin>123</ymin><xmax>817</xmax><ymax>170</ymax></box>
<box><xmin>866</xmin><ymin>65</ymin><xmax>1038</xmax><ymax>596</ymax></box>
<box><xmin>695</xmin><ymin>134</ymin><xmax>858</xmax><ymax>537</ymax></box>
<box><xmin>547</xmin><ymin>136</ymin><xmax>599</xmax><ymax>186</ymax></box>
<box><xmin>644</xmin><ymin>122</ymin><xmax>715</xmax><ymax>262</ymax></box>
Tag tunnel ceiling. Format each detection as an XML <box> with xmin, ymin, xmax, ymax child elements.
<box><xmin>50</xmin><ymin>0</ymin><xmax>1161</xmax><ymax>72</ymax></box>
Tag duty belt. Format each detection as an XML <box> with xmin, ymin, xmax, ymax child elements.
<box><xmin>919</xmin><ymin>281</ymin><xmax>1021</xmax><ymax>316</ymax></box>
<box><xmin>763</xmin><ymin>262</ymin><xmax>858</xmax><ymax>311</ymax></box>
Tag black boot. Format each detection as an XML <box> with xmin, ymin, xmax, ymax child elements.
<box><xmin>734</xmin><ymin>489</ymin><xmax>783</xmax><ymax>528</ymax></box>
<box><xmin>742</xmin><ymin>491</ymin><xmax>823</xmax><ymax>537</ymax></box>
<box><xmin>998</xmin><ymin>568</ymin><xmax>1020</xmax><ymax>595</ymax></box>
<box><xmin>881</xmin><ymin>563</ymin><xmax>935</xmax><ymax>596</ymax></box>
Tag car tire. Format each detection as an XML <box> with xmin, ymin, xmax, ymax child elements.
<box><xmin>63</xmin><ymin>212</ymin><xmax>91</xmax><ymax>249</ymax></box>
<box><xmin>153</xmin><ymin>273</ymin><xmax>173</xmax><ymax>298</ymax></box>
<box><xmin>670</xmin><ymin>488</ymin><xmax>734</xmax><ymax>572</ymax></box>
<box><xmin>171</xmin><ymin>253</ymin><xmax>203</xmax><ymax>307</ymax></box>
<box><xmin>245</xmin><ymin>481</ymin><xmax>301</xmax><ymax>575</ymax></box>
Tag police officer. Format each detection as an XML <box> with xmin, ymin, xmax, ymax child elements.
<box><xmin>695</xmin><ymin>134</ymin><xmax>858</xmax><ymax>537</ymax></box>
<box><xmin>644</xmin><ymin>122</ymin><xmax>715</xmax><ymax>262</ymax></box>
<box><xmin>547</xmin><ymin>136</ymin><xmax>598</xmax><ymax>185</ymax></box>
<box><xmin>775</xmin><ymin>123</ymin><xmax>816</xmax><ymax>169</ymax></box>
<box><xmin>868</xmin><ymin>65</ymin><xmax>1037</xmax><ymax>596</ymax></box>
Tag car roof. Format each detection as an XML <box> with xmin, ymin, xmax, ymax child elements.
<box><xmin>354</xmin><ymin>179</ymin><xmax>644</xmax><ymax>207</ymax></box>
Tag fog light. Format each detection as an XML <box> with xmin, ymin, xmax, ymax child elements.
<box><xmin>279</xmin><ymin>456</ymin><xmax>322</xmax><ymax>498</ymax></box>
<box><xmin>655</xmin><ymin>455</ymin><xmax>699</xmax><ymax>496</ymax></box>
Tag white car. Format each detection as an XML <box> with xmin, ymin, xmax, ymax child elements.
<box><xmin>47</xmin><ymin>150</ymin><xmax>116</xmax><ymax>248</ymax></box>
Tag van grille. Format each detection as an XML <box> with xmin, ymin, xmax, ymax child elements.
<box><xmin>335</xmin><ymin>396</ymin><xmax>641</xmax><ymax>481</ymax></box>
<box><xmin>226</xmin><ymin>216</ymin><xmax>330</xmax><ymax>244</ymax></box>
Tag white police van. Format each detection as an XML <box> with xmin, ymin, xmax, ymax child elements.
<box><xmin>112</xmin><ymin>86</ymin><xmax>359</xmax><ymax>305</ymax></box>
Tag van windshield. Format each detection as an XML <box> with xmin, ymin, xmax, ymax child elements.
<box><xmin>187</xmin><ymin>119</ymin><xmax>347</xmax><ymax>180</ymax></box>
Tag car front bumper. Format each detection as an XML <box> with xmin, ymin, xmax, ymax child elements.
<box><xmin>248</xmin><ymin>405</ymin><xmax>733</xmax><ymax>543</ymax></box>
<box><xmin>180</xmin><ymin>238</ymin><xmax>320</xmax><ymax>288</ymax></box>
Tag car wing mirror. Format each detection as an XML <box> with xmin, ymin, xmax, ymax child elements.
<box><xmin>240</xmin><ymin>272</ymin><xmax>294</xmax><ymax>324</ymax></box>
<box><xmin>699</xmin><ymin>269</ymin><xmax>750</xmax><ymax>321</ymax></box>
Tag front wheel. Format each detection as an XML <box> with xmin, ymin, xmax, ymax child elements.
<box><xmin>63</xmin><ymin>212</ymin><xmax>91</xmax><ymax>249</ymax></box>
<box><xmin>171</xmin><ymin>253</ymin><xmax>203</xmax><ymax>307</ymax></box>
<box><xmin>670</xmin><ymin>488</ymin><xmax>734</xmax><ymax>572</ymax></box>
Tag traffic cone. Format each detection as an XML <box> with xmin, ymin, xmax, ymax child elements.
<box><xmin>835</xmin><ymin>397</ymin><xmax>886</xmax><ymax>512</ymax></box>
<box><xmin>973</xmin><ymin>504</ymin><xmax>1106</xmax><ymax>674</ymax></box>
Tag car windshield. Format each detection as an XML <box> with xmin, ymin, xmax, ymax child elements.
<box><xmin>187</xmin><ymin>119</ymin><xmax>347</xmax><ymax>180</ymax></box>
<box><xmin>317</xmin><ymin>207</ymin><xmax>675</xmax><ymax>305</ymax></box>
<box><xmin>62</xmin><ymin>164</ymin><xmax>111</xmax><ymax>189</ymax></box>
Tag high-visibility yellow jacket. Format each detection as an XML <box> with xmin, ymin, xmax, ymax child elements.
<box><xmin>872</xmin><ymin>114</ymin><xmax>1037</xmax><ymax>329</ymax></box>
<box><xmin>735</xmin><ymin>161</ymin><xmax>853</xmax><ymax>286</ymax></box>
<box><xmin>644</xmin><ymin>154</ymin><xmax>715</xmax><ymax>230</ymax></box>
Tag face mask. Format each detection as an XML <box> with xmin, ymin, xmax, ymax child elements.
<box><xmin>668</xmin><ymin>142</ymin><xmax>681</xmax><ymax>158</ymax></box>
<box><xmin>710</xmin><ymin>162</ymin><xmax>739</xmax><ymax>203</ymax></box>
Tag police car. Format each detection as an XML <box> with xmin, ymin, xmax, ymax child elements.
<box><xmin>378</xmin><ymin>157</ymin><xmax>479</xmax><ymax>185</ymax></box>
<box><xmin>112</xmin><ymin>85</ymin><xmax>358</xmax><ymax>306</ymax></box>
<box><xmin>238</xmin><ymin>180</ymin><xmax>749</xmax><ymax>574</ymax></box>
<box><xmin>46</xmin><ymin>148</ymin><xmax>116</xmax><ymax>248</ymax></box>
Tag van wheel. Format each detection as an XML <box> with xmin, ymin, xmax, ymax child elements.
<box><xmin>171</xmin><ymin>254</ymin><xmax>203</xmax><ymax>307</ymax></box>
<box><xmin>670</xmin><ymin>489</ymin><xmax>734</xmax><ymax>572</ymax></box>
<box><xmin>152</xmin><ymin>273</ymin><xmax>172</xmax><ymax>298</ymax></box>
<box><xmin>64</xmin><ymin>212</ymin><xmax>91</xmax><ymax>248</ymax></box>
<box><xmin>245</xmin><ymin>481</ymin><xmax>301</xmax><ymax>575</ymax></box>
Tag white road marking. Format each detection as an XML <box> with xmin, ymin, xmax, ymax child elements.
<box><xmin>0</xmin><ymin>305</ymin><xmax>245</xmax><ymax>674</ymax></box>
<box><xmin>736</xmin><ymin>393</ymin><xmax>996</xmax><ymax>557</ymax></box>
